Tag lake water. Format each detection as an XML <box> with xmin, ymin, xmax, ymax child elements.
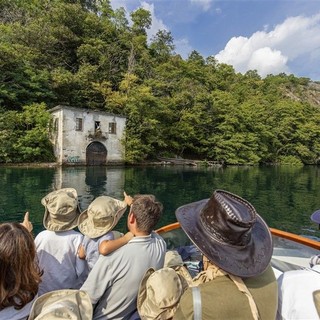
<box><xmin>0</xmin><ymin>165</ymin><xmax>320</xmax><ymax>239</ymax></box>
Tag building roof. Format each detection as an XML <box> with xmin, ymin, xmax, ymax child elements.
<box><xmin>49</xmin><ymin>105</ymin><xmax>126</xmax><ymax>119</ymax></box>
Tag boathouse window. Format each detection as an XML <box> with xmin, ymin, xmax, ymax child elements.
<box><xmin>95</xmin><ymin>121</ymin><xmax>101</xmax><ymax>131</ymax></box>
<box><xmin>53</xmin><ymin>118</ymin><xmax>58</xmax><ymax>132</ymax></box>
<box><xmin>109</xmin><ymin>122</ymin><xmax>117</xmax><ymax>134</ymax></box>
<box><xmin>76</xmin><ymin>118</ymin><xmax>83</xmax><ymax>131</ymax></box>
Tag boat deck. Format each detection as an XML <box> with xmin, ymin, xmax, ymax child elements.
<box><xmin>157</xmin><ymin>223</ymin><xmax>320</xmax><ymax>277</ymax></box>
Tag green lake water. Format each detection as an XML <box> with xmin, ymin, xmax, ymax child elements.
<box><xmin>0</xmin><ymin>165</ymin><xmax>320</xmax><ymax>239</ymax></box>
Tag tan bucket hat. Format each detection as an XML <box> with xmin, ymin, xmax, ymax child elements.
<box><xmin>28</xmin><ymin>289</ymin><xmax>92</xmax><ymax>320</ymax></box>
<box><xmin>313</xmin><ymin>290</ymin><xmax>320</xmax><ymax>317</ymax></box>
<box><xmin>164</xmin><ymin>250</ymin><xmax>193</xmax><ymax>285</ymax></box>
<box><xmin>41</xmin><ymin>188</ymin><xmax>81</xmax><ymax>231</ymax></box>
<box><xmin>78</xmin><ymin>196</ymin><xmax>127</xmax><ymax>238</ymax></box>
<box><xmin>137</xmin><ymin>268</ymin><xmax>189</xmax><ymax>320</ymax></box>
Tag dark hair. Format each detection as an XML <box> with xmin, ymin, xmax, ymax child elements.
<box><xmin>131</xmin><ymin>195</ymin><xmax>163</xmax><ymax>234</ymax></box>
<box><xmin>0</xmin><ymin>223</ymin><xmax>42</xmax><ymax>310</ymax></box>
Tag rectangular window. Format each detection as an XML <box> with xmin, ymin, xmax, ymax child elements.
<box><xmin>76</xmin><ymin>118</ymin><xmax>83</xmax><ymax>131</ymax></box>
<box><xmin>53</xmin><ymin>118</ymin><xmax>58</xmax><ymax>132</ymax></box>
<box><xmin>108</xmin><ymin>122</ymin><xmax>117</xmax><ymax>134</ymax></box>
<box><xmin>95</xmin><ymin>121</ymin><xmax>101</xmax><ymax>130</ymax></box>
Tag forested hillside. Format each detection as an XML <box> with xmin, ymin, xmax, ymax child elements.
<box><xmin>1</xmin><ymin>0</ymin><xmax>320</xmax><ymax>165</ymax></box>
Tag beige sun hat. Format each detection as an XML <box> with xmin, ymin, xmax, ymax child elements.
<box><xmin>78</xmin><ymin>196</ymin><xmax>127</xmax><ymax>238</ymax></box>
<box><xmin>313</xmin><ymin>290</ymin><xmax>320</xmax><ymax>317</ymax></box>
<box><xmin>28</xmin><ymin>289</ymin><xmax>92</xmax><ymax>320</ymax></box>
<box><xmin>164</xmin><ymin>250</ymin><xmax>193</xmax><ymax>285</ymax></box>
<box><xmin>137</xmin><ymin>268</ymin><xmax>189</xmax><ymax>320</ymax></box>
<box><xmin>41</xmin><ymin>188</ymin><xmax>81</xmax><ymax>231</ymax></box>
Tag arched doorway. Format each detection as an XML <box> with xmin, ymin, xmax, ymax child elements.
<box><xmin>86</xmin><ymin>142</ymin><xmax>107</xmax><ymax>166</ymax></box>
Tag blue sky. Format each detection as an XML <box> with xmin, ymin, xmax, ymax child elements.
<box><xmin>110</xmin><ymin>0</ymin><xmax>320</xmax><ymax>81</ymax></box>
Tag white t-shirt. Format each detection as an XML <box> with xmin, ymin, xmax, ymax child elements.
<box><xmin>277</xmin><ymin>265</ymin><xmax>320</xmax><ymax>319</ymax></box>
<box><xmin>0</xmin><ymin>295</ymin><xmax>37</xmax><ymax>320</ymax></box>
<box><xmin>35</xmin><ymin>229</ymin><xmax>88</xmax><ymax>296</ymax></box>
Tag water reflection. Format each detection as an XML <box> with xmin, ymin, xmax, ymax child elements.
<box><xmin>0</xmin><ymin>165</ymin><xmax>319</xmax><ymax>238</ymax></box>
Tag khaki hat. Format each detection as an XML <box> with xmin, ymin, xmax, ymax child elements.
<box><xmin>137</xmin><ymin>268</ymin><xmax>189</xmax><ymax>320</ymax></box>
<box><xmin>164</xmin><ymin>250</ymin><xmax>184</xmax><ymax>268</ymax></box>
<box><xmin>78</xmin><ymin>196</ymin><xmax>127</xmax><ymax>238</ymax></box>
<box><xmin>313</xmin><ymin>290</ymin><xmax>320</xmax><ymax>317</ymax></box>
<box><xmin>164</xmin><ymin>250</ymin><xmax>193</xmax><ymax>285</ymax></box>
<box><xmin>28</xmin><ymin>289</ymin><xmax>92</xmax><ymax>320</ymax></box>
<box><xmin>41</xmin><ymin>188</ymin><xmax>81</xmax><ymax>231</ymax></box>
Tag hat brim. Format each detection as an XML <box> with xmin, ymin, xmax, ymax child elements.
<box><xmin>137</xmin><ymin>268</ymin><xmax>188</xmax><ymax>320</ymax></box>
<box><xmin>28</xmin><ymin>289</ymin><xmax>92</xmax><ymax>320</ymax></box>
<box><xmin>311</xmin><ymin>210</ymin><xmax>320</xmax><ymax>224</ymax></box>
<box><xmin>41</xmin><ymin>188</ymin><xmax>80</xmax><ymax>232</ymax></box>
<box><xmin>175</xmin><ymin>199</ymin><xmax>273</xmax><ymax>278</ymax></box>
<box><xmin>78</xmin><ymin>206</ymin><xmax>127</xmax><ymax>238</ymax></box>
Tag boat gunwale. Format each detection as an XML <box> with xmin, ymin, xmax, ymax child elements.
<box><xmin>156</xmin><ymin>222</ymin><xmax>320</xmax><ymax>250</ymax></box>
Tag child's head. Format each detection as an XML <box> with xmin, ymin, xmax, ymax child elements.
<box><xmin>78</xmin><ymin>196</ymin><xmax>127</xmax><ymax>238</ymax></box>
<box><xmin>41</xmin><ymin>188</ymin><xmax>81</xmax><ymax>231</ymax></box>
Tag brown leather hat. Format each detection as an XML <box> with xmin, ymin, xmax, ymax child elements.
<box><xmin>175</xmin><ymin>190</ymin><xmax>272</xmax><ymax>277</ymax></box>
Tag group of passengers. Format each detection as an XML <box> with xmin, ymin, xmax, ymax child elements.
<box><xmin>0</xmin><ymin>188</ymin><xmax>319</xmax><ymax>319</ymax></box>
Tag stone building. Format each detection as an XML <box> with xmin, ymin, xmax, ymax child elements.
<box><xmin>49</xmin><ymin>105</ymin><xmax>126</xmax><ymax>165</ymax></box>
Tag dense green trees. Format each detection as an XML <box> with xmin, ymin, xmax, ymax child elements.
<box><xmin>0</xmin><ymin>0</ymin><xmax>319</xmax><ymax>164</ymax></box>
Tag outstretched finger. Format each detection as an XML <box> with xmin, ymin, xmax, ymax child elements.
<box><xmin>23</xmin><ymin>211</ymin><xmax>30</xmax><ymax>222</ymax></box>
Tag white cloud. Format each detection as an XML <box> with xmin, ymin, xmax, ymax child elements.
<box><xmin>215</xmin><ymin>7</ymin><xmax>222</xmax><ymax>15</ymax></box>
<box><xmin>190</xmin><ymin>0</ymin><xmax>213</xmax><ymax>12</ymax></box>
<box><xmin>110</xmin><ymin>0</ymin><xmax>129</xmax><ymax>10</ymax></box>
<box><xmin>248</xmin><ymin>48</ymin><xmax>289</xmax><ymax>76</ymax></box>
<box><xmin>215</xmin><ymin>14</ymin><xmax>320</xmax><ymax>78</ymax></box>
<box><xmin>140</xmin><ymin>1</ymin><xmax>168</xmax><ymax>41</ymax></box>
<box><xmin>111</xmin><ymin>1</ymin><xmax>168</xmax><ymax>42</ymax></box>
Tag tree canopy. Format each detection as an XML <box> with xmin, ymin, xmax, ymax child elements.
<box><xmin>0</xmin><ymin>0</ymin><xmax>320</xmax><ymax>165</ymax></box>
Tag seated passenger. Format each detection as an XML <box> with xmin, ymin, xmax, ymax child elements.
<box><xmin>173</xmin><ymin>189</ymin><xmax>278</xmax><ymax>320</ymax></box>
<box><xmin>77</xmin><ymin>192</ymin><xmax>133</xmax><ymax>270</ymax></box>
<box><xmin>0</xmin><ymin>219</ymin><xmax>42</xmax><ymax>320</ymax></box>
<box><xmin>35</xmin><ymin>188</ymin><xmax>87</xmax><ymax>296</ymax></box>
<box><xmin>277</xmin><ymin>254</ymin><xmax>320</xmax><ymax>319</ymax></box>
<box><xmin>164</xmin><ymin>250</ymin><xmax>193</xmax><ymax>286</ymax></box>
<box><xmin>28</xmin><ymin>289</ymin><xmax>92</xmax><ymax>319</ymax></box>
<box><xmin>137</xmin><ymin>267</ymin><xmax>189</xmax><ymax>320</ymax></box>
<box><xmin>81</xmin><ymin>194</ymin><xmax>167</xmax><ymax>320</ymax></box>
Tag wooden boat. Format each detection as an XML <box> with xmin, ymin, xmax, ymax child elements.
<box><xmin>156</xmin><ymin>222</ymin><xmax>320</xmax><ymax>277</ymax></box>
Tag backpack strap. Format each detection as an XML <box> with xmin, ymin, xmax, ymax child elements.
<box><xmin>192</xmin><ymin>286</ymin><xmax>202</xmax><ymax>320</ymax></box>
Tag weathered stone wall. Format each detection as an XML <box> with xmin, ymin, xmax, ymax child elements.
<box><xmin>50</xmin><ymin>106</ymin><xmax>126</xmax><ymax>165</ymax></box>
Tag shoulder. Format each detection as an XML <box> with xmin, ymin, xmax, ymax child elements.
<box><xmin>151</xmin><ymin>232</ymin><xmax>166</xmax><ymax>243</ymax></box>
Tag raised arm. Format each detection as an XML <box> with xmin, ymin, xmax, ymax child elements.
<box><xmin>78</xmin><ymin>243</ymin><xmax>86</xmax><ymax>259</ymax></box>
<box><xmin>99</xmin><ymin>232</ymin><xmax>134</xmax><ymax>256</ymax></box>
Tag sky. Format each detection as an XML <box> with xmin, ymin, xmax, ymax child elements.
<box><xmin>110</xmin><ymin>0</ymin><xmax>320</xmax><ymax>81</ymax></box>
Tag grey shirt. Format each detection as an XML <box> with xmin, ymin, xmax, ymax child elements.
<box><xmin>81</xmin><ymin>232</ymin><xmax>167</xmax><ymax>320</ymax></box>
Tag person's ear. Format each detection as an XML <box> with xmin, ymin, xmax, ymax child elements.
<box><xmin>128</xmin><ymin>211</ymin><xmax>135</xmax><ymax>224</ymax></box>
